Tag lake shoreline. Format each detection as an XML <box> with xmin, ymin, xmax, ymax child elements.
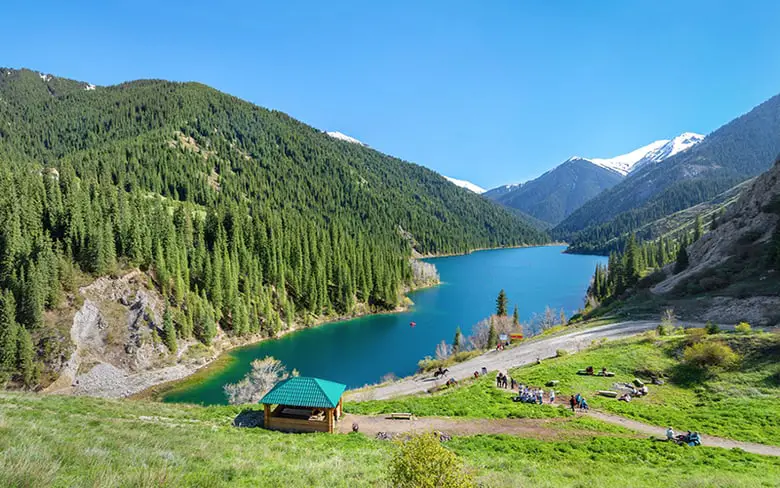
<box><xmin>417</xmin><ymin>242</ymin><xmax>568</xmax><ymax>259</ymax></box>
<box><xmin>130</xmin><ymin>278</ymin><xmax>440</xmax><ymax>402</ymax></box>
<box><xmin>134</xmin><ymin>244</ymin><xmax>561</xmax><ymax>402</ymax></box>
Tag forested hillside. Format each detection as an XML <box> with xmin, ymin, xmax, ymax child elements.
<box><xmin>556</xmin><ymin>93</ymin><xmax>780</xmax><ymax>253</ymax></box>
<box><xmin>586</xmin><ymin>157</ymin><xmax>780</xmax><ymax>325</ymax></box>
<box><xmin>487</xmin><ymin>158</ymin><xmax>623</xmax><ymax>225</ymax></box>
<box><xmin>0</xmin><ymin>68</ymin><xmax>547</xmax><ymax>388</ymax></box>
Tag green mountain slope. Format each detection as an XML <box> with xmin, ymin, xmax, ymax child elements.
<box><xmin>0</xmin><ymin>67</ymin><xmax>547</xmax><ymax>388</ymax></box>
<box><xmin>555</xmin><ymin>93</ymin><xmax>780</xmax><ymax>253</ymax></box>
<box><xmin>486</xmin><ymin>158</ymin><xmax>623</xmax><ymax>225</ymax></box>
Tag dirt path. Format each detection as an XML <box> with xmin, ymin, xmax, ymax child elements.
<box><xmin>587</xmin><ymin>411</ymin><xmax>780</xmax><ymax>457</ymax></box>
<box><xmin>337</xmin><ymin>413</ymin><xmax>623</xmax><ymax>440</ymax></box>
<box><xmin>348</xmin><ymin>320</ymin><xmax>678</xmax><ymax>401</ymax></box>
<box><xmin>338</xmin><ymin>412</ymin><xmax>780</xmax><ymax>456</ymax></box>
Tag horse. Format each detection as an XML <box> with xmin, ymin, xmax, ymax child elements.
<box><xmin>433</xmin><ymin>367</ymin><xmax>449</xmax><ymax>379</ymax></box>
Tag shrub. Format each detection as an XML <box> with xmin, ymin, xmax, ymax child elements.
<box><xmin>683</xmin><ymin>341</ymin><xmax>739</xmax><ymax>371</ymax></box>
<box><xmin>556</xmin><ymin>349</ymin><xmax>568</xmax><ymax>357</ymax></box>
<box><xmin>656</xmin><ymin>324</ymin><xmax>672</xmax><ymax>336</ymax></box>
<box><xmin>388</xmin><ymin>433</ymin><xmax>475</xmax><ymax>488</ymax></box>
<box><xmin>223</xmin><ymin>356</ymin><xmax>290</xmax><ymax>405</ymax></box>
<box><xmin>705</xmin><ymin>321</ymin><xmax>720</xmax><ymax>335</ymax></box>
<box><xmin>735</xmin><ymin>322</ymin><xmax>752</xmax><ymax>334</ymax></box>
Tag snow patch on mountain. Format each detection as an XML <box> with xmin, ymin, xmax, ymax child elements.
<box><xmin>84</xmin><ymin>83</ymin><xmax>96</xmax><ymax>91</ymax></box>
<box><xmin>39</xmin><ymin>72</ymin><xmax>52</xmax><ymax>82</ymax></box>
<box><xmin>587</xmin><ymin>140</ymin><xmax>669</xmax><ymax>175</ymax></box>
<box><xmin>631</xmin><ymin>132</ymin><xmax>704</xmax><ymax>172</ymax></box>
<box><xmin>573</xmin><ymin>132</ymin><xmax>704</xmax><ymax>176</ymax></box>
<box><xmin>326</xmin><ymin>131</ymin><xmax>365</xmax><ymax>146</ymax></box>
<box><xmin>443</xmin><ymin>176</ymin><xmax>486</xmax><ymax>194</ymax></box>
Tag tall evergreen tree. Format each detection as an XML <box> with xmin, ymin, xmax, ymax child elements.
<box><xmin>694</xmin><ymin>214</ymin><xmax>704</xmax><ymax>241</ymax></box>
<box><xmin>162</xmin><ymin>307</ymin><xmax>177</xmax><ymax>354</ymax></box>
<box><xmin>16</xmin><ymin>327</ymin><xmax>36</xmax><ymax>388</ymax></box>
<box><xmin>0</xmin><ymin>290</ymin><xmax>19</xmax><ymax>372</ymax></box>
<box><xmin>452</xmin><ymin>327</ymin><xmax>462</xmax><ymax>354</ymax></box>
<box><xmin>487</xmin><ymin>317</ymin><xmax>498</xmax><ymax>349</ymax></box>
<box><xmin>495</xmin><ymin>289</ymin><xmax>508</xmax><ymax>317</ymax></box>
<box><xmin>675</xmin><ymin>246</ymin><xmax>690</xmax><ymax>274</ymax></box>
<box><xmin>512</xmin><ymin>305</ymin><xmax>519</xmax><ymax>326</ymax></box>
<box><xmin>623</xmin><ymin>234</ymin><xmax>641</xmax><ymax>288</ymax></box>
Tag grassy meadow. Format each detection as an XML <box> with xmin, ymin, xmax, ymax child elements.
<box><xmin>349</xmin><ymin>330</ymin><xmax>780</xmax><ymax>445</ymax></box>
<box><xmin>1</xmin><ymin>392</ymin><xmax>779</xmax><ymax>487</ymax></box>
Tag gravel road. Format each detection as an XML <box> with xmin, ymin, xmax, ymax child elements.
<box><xmin>348</xmin><ymin>320</ymin><xmax>680</xmax><ymax>401</ymax></box>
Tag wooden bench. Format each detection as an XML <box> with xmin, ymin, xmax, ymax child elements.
<box><xmin>389</xmin><ymin>412</ymin><xmax>414</xmax><ymax>420</ymax></box>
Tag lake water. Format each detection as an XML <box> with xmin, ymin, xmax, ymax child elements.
<box><xmin>163</xmin><ymin>245</ymin><xmax>605</xmax><ymax>405</ymax></box>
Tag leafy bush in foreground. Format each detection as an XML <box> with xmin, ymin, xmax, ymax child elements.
<box><xmin>389</xmin><ymin>433</ymin><xmax>475</xmax><ymax>488</ymax></box>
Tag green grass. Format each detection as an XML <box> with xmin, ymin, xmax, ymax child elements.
<box><xmin>449</xmin><ymin>435</ymin><xmax>780</xmax><ymax>488</ymax></box>
<box><xmin>1</xmin><ymin>392</ymin><xmax>778</xmax><ymax>487</ymax></box>
<box><xmin>345</xmin><ymin>375</ymin><xmax>572</xmax><ymax>419</ymax></box>
<box><xmin>348</xmin><ymin>331</ymin><xmax>780</xmax><ymax>446</ymax></box>
<box><xmin>506</xmin><ymin>331</ymin><xmax>780</xmax><ymax>445</ymax></box>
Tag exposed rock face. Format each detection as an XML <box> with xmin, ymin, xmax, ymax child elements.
<box><xmin>46</xmin><ymin>270</ymin><xmax>210</xmax><ymax>398</ymax></box>
<box><xmin>651</xmin><ymin>158</ymin><xmax>780</xmax><ymax>324</ymax></box>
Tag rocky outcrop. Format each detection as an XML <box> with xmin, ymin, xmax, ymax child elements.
<box><xmin>45</xmin><ymin>270</ymin><xmax>212</xmax><ymax>398</ymax></box>
<box><xmin>651</xmin><ymin>157</ymin><xmax>780</xmax><ymax>324</ymax></box>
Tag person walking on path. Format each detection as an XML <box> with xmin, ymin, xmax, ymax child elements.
<box><xmin>549</xmin><ymin>389</ymin><xmax>555</xmax><ymax>404</ymax></box>
<box><xmin>569</xmin><ymin>395</ymin><xmax>576</xmax><ymax>412</ymax></box>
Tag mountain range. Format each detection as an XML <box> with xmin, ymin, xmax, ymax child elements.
<box><xmin>484</xmin><ymin>133</ymin><xmax>704</xmax><ymax>225</ymax></box>
<box><xmin>556</xmin><ymin>93</ymin><xmax>780</xmax><ymax>253</ymax></box>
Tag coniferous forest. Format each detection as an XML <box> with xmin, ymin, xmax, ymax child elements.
<box><xmin>0</xmin><ymin>68</ymin><xmax>548</xmax><ymax>386</ymax></box>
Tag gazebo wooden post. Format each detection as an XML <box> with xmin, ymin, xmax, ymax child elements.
<box><xmin>327</xmin><ymin>408</ymin><xmax>334</xmax><ymax>433</ymax></box>
<box><xmin>264</xmin><ymin>404</ymin><xmax>271</xmax><ymax>429</ymax></box>
<box><xmin>337</xmin><ymin>397</ymin><xmax>343</xmax><ymax>420</ymax></box>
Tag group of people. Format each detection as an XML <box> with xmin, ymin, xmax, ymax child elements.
<box><xmin>495</xmin><ymin>372</ymin><xmax>510</xmax><ymax>388</ymax></box>
<box><xmin>569</xmin><ymin>393</ymin><xmax>589</xmax><ymax>411</ymax></box>
<box><xmin>666</xmin><ymin>427</ymin><xmax>702</xmax><ymax>446</ymax></box>
<box><xmin>514</xmin><ymin>385</ymin><xmax>555</xmax><ymax>404</ymax></box>
<box><xmin>617</xmin><ymin>384</ymin><xmax>649</xmax><ymax>402</ymax></box>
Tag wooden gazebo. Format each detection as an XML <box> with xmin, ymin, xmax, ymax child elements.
<box><xmin>260</xmin><ymin>377</ymin><xmax>346</xmax><ymax>433</ymax></box>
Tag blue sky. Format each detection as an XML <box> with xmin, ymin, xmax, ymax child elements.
<box><xmin>4</xmin><ymin>1</ymin><xmax>780</xmax><ymax>188</ymax></box>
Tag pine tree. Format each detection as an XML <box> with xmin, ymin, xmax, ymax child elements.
<box><xmin>16</xmin><ymin>327</ymin><xmax>36</xmax><ymax>388</ymax></box>
<box><xmin>495</xmin><ymin>289</ymin><xmax>508</xmax><ymax>317</ymax></box>
<box><xmin>452</xmin><ymin>327</ymin><xmax>462</xmax><ymax>354</ymax></box>
<box><xmin>512</xmin><ymin>305</ymin><xmax>519</xmax><ymax>326</ymax></box>
<box><xmin>623</xmin><ymin>234</ymin><xmax>641</xmax><ymax>288</ymax></box>
<box><xmin>487</xmin><ymin>317</ymin><xmax>498</xmax><ymax>349</ymax></box>
<box><xmin>162</xmin><ymin>307</ymin><xmax>177</xmax><ymax>354</ymax></box>
<box><xmin>0</xmin><ymin>290</ymin><xmax>19</xmax><ymax>372</ymax></box>
<box><xmin>674</xmin><ymin>246</ymin><xmax>690</xmax><ymax>274</ymax></box>
<box><xmin>694</xmin><ymin>214</ymin><xmax>704</xmax><ymax>241</ymax></box>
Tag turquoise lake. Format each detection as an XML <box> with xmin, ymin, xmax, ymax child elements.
<box><xmin>163</xmin><ymin>245</ymin><xmax>606</xmax><ymax>405</ymax></box>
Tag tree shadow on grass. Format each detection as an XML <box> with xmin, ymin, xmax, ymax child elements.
<box><xmin>233</xmin><ymin>409</ymin><xmax>264</xmax><ymax>428</ymax></box>
<box><xmin>668</xmin><ymin>363</ymin><xmax>710</xmax><ymax>388</ymax></box>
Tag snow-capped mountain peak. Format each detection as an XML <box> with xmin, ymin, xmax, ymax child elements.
<box><xmin>629</xmin><ymin>132</ymin><xmax>705</xmax><ymax>173</ymax></box>
<box><xmin>574</xmin><ymin>132</ymin><xmax>705</xmax><ymax>176</ymax></box>
<box><xmin>326</xmin><ymin>131</ymin><xmax>365</xmax><ymax>146</ymax></box>
<box><xmin>588</xmin><ymin>140</ymin><xmax>669</xmax><ymax>175</ymax></box>
<box><xmin>443</xmin><ymin>176</ymin><xmax>486</xmax><ymax>194</ymax></box>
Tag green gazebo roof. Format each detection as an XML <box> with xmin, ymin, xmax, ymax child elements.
<box><xmin>260</xmin><ymin>377</ymin><xmax>346</xmax><ymax>409</ymax></box>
